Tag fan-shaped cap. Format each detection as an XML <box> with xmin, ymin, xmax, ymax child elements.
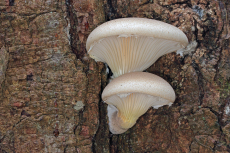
<box><xmin>102</xmin><ymin>72</ymin><xmax>175</xmax><ymax>102</ymax></box>
<box><xmin>86</xmin><ymin>18</ymin><xmax>188</xmax><ymax>77</ymax></box>
<box><xmin>102</xmin><ymin>72</ymin><xmax>176</xmax><ymax>134</ymax></box>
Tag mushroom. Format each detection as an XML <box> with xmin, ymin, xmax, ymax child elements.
<box><xmin>86</xmin><ymin>18</ymin><xmax>188</xmax><ymax>78</ymax></box>
<box><xmin>102</xmin><ymin>72</ymin><xmax>175</xmax><ymax>134</ymax></box>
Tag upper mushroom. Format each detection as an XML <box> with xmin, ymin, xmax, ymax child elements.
<box><xmin>102</xmin><ymin>72</ymin><xmax>175</xmax><ymax>134</ymax></box>
<box><xmin>86</xmin><ymin>18</ymin><xmax>188</xmax><ymax>78</ymax></box>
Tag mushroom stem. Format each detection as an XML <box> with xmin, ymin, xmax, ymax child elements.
<box><xmin>116</xmin><ymin>110</ymin><xmax>137</xmax><ymax>129</ymax></box>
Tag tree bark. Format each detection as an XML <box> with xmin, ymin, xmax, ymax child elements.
<box><xmin>0</xmin><ymin>0</ymin><xmax>229</xmax><ymax>152</ymax></box>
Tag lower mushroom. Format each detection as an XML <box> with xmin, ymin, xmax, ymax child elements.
<box><xmin>102</xmin><ymin>72</ymin><xmax>175</xmax><ymax>134</ymax></box>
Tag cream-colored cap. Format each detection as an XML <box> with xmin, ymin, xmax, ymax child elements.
<box><xmin>102</xmin><ymin>72</ymin><xmax>175</xmax><ymax>102</ymax></box>
<box><xmin>86</xmin><ymin>18</ymin><xmax>188</xmax><ymax>78</ymax></box>
<box><xmin>103</xmin><ymin>72</ymin><xmax>176</xmax><ymax>134</ymax></box>
<box><xmin>86</xmin><ymin>17</ymin><xmax>188</xmax><ymax>51</ymax></box>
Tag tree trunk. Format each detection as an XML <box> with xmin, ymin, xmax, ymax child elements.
<box><xmin>0</xmin><ymin>0</ymin><xmax>229</xmax><ymax>152</ymax></box>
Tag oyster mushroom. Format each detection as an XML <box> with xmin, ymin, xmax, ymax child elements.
<box><xmin>102</xmin><ymin>72</ymin><xmax>175</xmax><ymax>134</ymax></box>
<box><xmin>86</xmin><ymin>18</ymin><xmax>188</xmax><ymax>78</ymax></box>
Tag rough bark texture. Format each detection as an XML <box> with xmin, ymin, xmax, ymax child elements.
<box><xmin>0</xmin><ymin>0</ymin><xmax>229</xmax><ymax>153</ymax></box>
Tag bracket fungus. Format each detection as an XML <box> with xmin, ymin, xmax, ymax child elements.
<box><xmin>102</xmin><ymin>72</ymin><xmax>175</xmax><ymax>134</ymax></box>
<box><xmin>86</xmin><ymin>17</ymin><xmax>188</xmax><ymax>78</ymax></box>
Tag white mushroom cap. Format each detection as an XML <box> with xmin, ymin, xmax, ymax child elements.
<box><xmin>102</xmin><ymin>72</ymin><xmax>175</xmax><ymax>134</ymax></box>
<box><xmin>86</xmin><ymin>18</ymin><xmax>188</xmax><ymax>78</ymax></box>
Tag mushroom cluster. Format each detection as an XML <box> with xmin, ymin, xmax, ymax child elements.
<box><xmin>86</xmin><ymin>18</ymin><xmax>188</xmax><ymax>134</ymax></box>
